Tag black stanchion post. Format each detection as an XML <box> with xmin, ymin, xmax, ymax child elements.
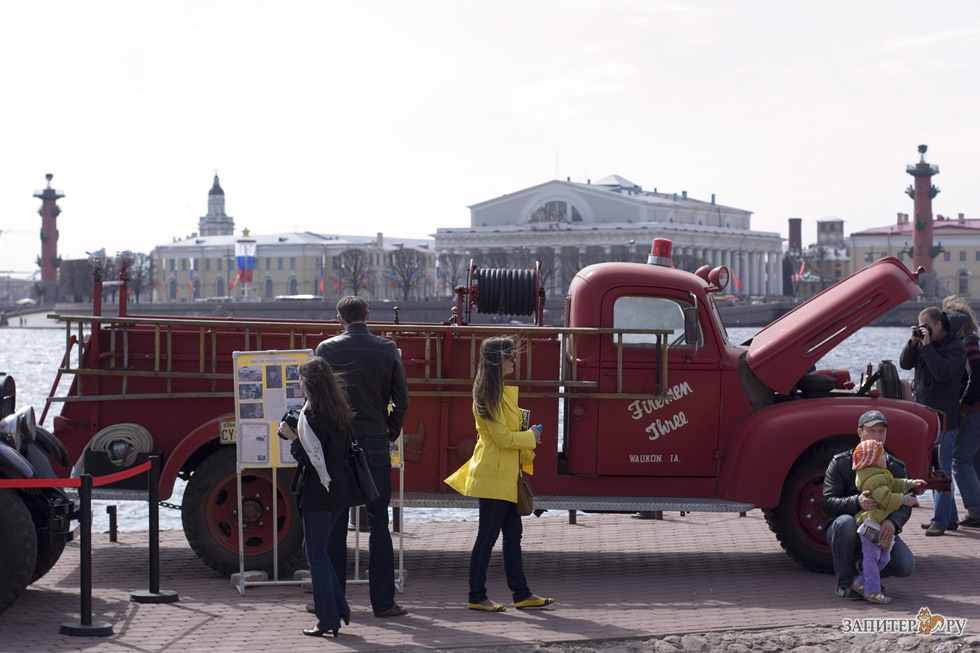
<box><xmin>60</xmin><ymin>474</ymin><xmax>114</xmax><ymax>636</ymax></box>
<box><xmin>131</xmin><ymin>455</ymin><xmax>179</xmax><ymax>603</ymax></box>
<box><xmin>107</xmin><ymin>505</ymin><xmax>117</xmax><ymax>542</ymax></box>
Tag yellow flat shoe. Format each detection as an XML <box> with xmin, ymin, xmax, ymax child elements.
<box><xmin>468</xmin><ymin>601</ymin><xmax>507</xmax><ymax>612</ymax></box>
<box><xmin>514</xmin><ymin>596</ymin><xmax>554</xmax><ymax>609</ymax></box>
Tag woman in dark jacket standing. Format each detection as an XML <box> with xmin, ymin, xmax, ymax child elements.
<box><xmin>282</xmin><ymin>357</ymin><xmax>357</xmax><ymax>637</ymax></box>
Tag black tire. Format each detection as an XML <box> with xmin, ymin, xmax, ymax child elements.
<box><xmin>30</xmin><ymin>539</ymin><xmax>67</xmax><ymax>584</ymax></box>
<box><xmin>27</xmin><ymin>490</ymin><xmax>72</xmax><ymax>583</ymax></box>
<box><xmin>0</xmin><ymin>489</ymin><xmax>38</xmax><ymax>614</ymax></box>
<box><xmin>181</xmin><ymin>447</ymin><xmax>306</xmax><ymax>577</ymax></box>
<box><xmin>763</xmin><ymin>443</ymin><xmax>847</xmax><ymax>573</ymax></box>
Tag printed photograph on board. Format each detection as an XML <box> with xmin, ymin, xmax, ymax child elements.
<box><xmin>265</xmin><ymin>364</ymin><xmax>283</xmax><ymax>389</ymax></box>
<box><xmin>240</xmin><ymin>402</ymin><xmax>265</xmax><ymax>420</ymax></box>
<box><xmin>239</xmin><ymin>383</ymin><xmax>263</xmax><ymax>400</ymax></box>
<box><xmin>238</xmin><ymin>366</ymin><xmax>262</xmax><ymax>382</ymax></box>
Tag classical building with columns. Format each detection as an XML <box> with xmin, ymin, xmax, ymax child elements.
<box><xmin>434</xmin><ymin>175</ymin><xmax>783</xmax><ymax>297</ymax></box>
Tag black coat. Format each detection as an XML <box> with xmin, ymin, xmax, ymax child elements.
<box><xmin>899</xmin><ymin>330</ymin><xmax>966</xmax><ymax>429</ymax></box>
<box><xmin>821</xmin><ymin>448</ymin><xmax>912</xmax><ymax>533</ymax></box>
<box><xmin>315</xmin><ymin>322</ymin><xmax>409</xmax><ymax>441</ymax></box>
<box><xmin>290</xmin><ymin>410</ymin><xmax>357</xmax><ymax>512</ymax></box>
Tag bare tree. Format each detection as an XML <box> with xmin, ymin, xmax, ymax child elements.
<box><xmin>336</xmin><ymin>248</ymin><xmax>370</xmax><ymax>296</ymax></box>
<box><xmin>535</xmin><ymin>247</ymin><xmax>556</xmax><ymax>295</ymax></box>
<box><xmin>438</xmin><ymin>250</ymin><xmax>466</xmax><ymax>295</ymax></box>
<box><xmin>58</xmin><ymin>259</ymin><xmax>92</xmax><ymax>302</ymax></box>
<box><xmin>128</xmin><ymin>253</ymin><xmax>151</xmax><ymax>303</ymax></box>
<box><xmin>391</xmin><ymin>247</ymin><xmax>425</xmax><ymax>300</ymax></box>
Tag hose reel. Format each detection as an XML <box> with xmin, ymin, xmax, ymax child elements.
<box><xmin>454</xmin><ymin>261</ymin><xmax>545</xmax><ymax>326</ymax></box>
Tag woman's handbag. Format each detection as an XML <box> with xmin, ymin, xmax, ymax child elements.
<box><xmin>348</xmin><ymin>434</ymin><xmax>381</xmax><ymax>506</ymax></box>
<box><xmin>516</xmin><ymin>466</ymin><xmax>533</xmax><ymax>516</ymax></box>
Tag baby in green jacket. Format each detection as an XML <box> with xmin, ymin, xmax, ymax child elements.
<box><xmin>852</xmin><ymin>439</ymin><xmax>926</xmax><ymax>604</ymax></box>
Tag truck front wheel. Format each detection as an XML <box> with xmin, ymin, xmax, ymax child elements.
<box><xmin>763</xmin><ymin>443</ymin><xmax>844</xmax><ymax>573</ymax></box>
<box><xmin>0</xmin><ymin>489</ymin><xmax>38</xmax><ymax>614</ymax></box>
<box><xmin>181</xmin><ymin>447</ymin><xmax>306</xmax><ymax>577</ymax></box>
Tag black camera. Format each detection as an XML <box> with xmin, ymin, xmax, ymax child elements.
<box><xmin>281</xmin><ymin>408</ymin><xmax>300</xmax><ymax>430</ymax></box>
<box><xmin>913</xmin><ymin>324</ymin><xmax>933</xmax><ymax>339</ymax></box>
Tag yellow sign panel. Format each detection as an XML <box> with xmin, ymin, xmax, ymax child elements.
<box><xmin>232</xmin><ymin>349</ymin><xmax>313</xmax><ymax>468</ymax></box>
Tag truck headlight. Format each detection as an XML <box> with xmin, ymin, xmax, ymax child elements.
<box><xmin>0</xmin><ymin>406</ymin><xmax>36</xmax><ymax>454</ymax></box>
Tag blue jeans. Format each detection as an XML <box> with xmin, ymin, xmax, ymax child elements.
<box><xmin>303</xmin><ymin>509</ymin><xmax>350</xmax><ymax>631</ymax></box>
<box><xmin>468</xmin><ymin>497</ymin><xmax>531</xmax><ymax>604</ymax></box>
<box><xmin>328</xmin><ymin>433</ymin><xmax>395</xmax><ymax>613</ymax></box>
<box><xmin>932</xmin><ymin>429</ymin><xmax>960</xmax><ymax>525</ymax></box>
<box><xmin>954</xmin><ymin>412</ymin><xmax>980</xmax><ymax>519</ymax></box>
<box><xmin>826</xmin><ymin>514</ymin><xmax>914</xmax><ymax>590</ymax></box>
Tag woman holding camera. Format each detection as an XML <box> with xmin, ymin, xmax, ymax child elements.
<box><xmin>900</xmin><ymin>306</ymin><xmax>966</xmax><ymax>536</ymax></box>
<box><xmin>444</xmin><ymin>336</ymin><xmax>554</xmax><ymax>612</ymax></box>
<box><xmin>279</xmin><ymin>357</ymin><xmax>357</xmax><ymax>637</ymax></box>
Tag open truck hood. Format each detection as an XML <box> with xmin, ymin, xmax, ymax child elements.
<box><xmin>745</xmin><ymin>257</ymin><xmax>921</xmax><ymax>394</ymax></box>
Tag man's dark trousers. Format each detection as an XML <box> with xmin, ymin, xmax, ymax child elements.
<box><xmin>328</xmin><ymin>433</ymin><xmax>395</xmax><ymax>612</ymax></box>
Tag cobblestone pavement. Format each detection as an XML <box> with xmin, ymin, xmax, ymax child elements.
<box><xmin>1</xmin><ymin>507</ymin><xmax>978</xmax><ymax>652</ymax></box>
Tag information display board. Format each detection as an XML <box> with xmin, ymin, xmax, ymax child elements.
<box><xmin>232</xmin><ymin>349</ymin><xmax>312</xmax><ymax>468</ymax></box>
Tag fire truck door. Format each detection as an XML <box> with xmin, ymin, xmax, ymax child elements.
<box><xmin>594</xmin><ymin>294</ymin><xmax>721</xmax><ymax>477</ymax></box>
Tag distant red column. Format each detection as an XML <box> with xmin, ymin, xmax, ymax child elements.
<box><xmin>906</xmin><ymin>145</ymin><xmax>940</xmax><ymax>274</ymax></box>
<box><xmin>33</xmin><ymin>173</ymin><xmax>65</xmax><ymax>291</ymax></box>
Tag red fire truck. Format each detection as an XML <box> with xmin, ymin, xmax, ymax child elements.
<box><xmin>2</xmin><ymin>239</ymin><xmax>944</xmax><ymax>604</ymax></box>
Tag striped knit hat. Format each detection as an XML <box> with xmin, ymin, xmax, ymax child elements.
<box><xmin>852</xmin><ymin>439</ymin><xmax>884</xmax><ymax>471</ymax></box>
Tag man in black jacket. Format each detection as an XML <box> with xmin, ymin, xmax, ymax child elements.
<box><xmin>316</xmin><ymin>296</ymin><xmax>410</xmax><ymax>618</ymax></box>
<box><xmin>822</xmin><ymin>410</ymin><xmax>917</xmax><ymax>600</ymax></box>
<box><xmin>900</xmin><ymin>306</ymin><xmax>965</xmax><ymax>536</ymax></box>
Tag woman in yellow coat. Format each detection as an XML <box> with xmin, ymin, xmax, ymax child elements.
<box><xmin>445</xmin><ymin>336</ymin><xmax>555</xmax><ymax>612</ymax></box>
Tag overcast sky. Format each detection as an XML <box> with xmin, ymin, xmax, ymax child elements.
<box><xmin>1</xmin><ymin>1</ymin><xmax>978</xmax><ymax>277</ymax></box>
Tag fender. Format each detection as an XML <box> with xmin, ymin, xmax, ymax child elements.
<box><xmin>159</xmin><ymin>412</ymin><xmax>236</xmax><ymax>499</ymax></box>
<box><xmin>0</xmin><ymin>442</ymin><xmax>36</xmax><ymax>480</ymax></box>
<box><xmin>717</xmin><ymin>397</ymin><xmax>938</xmax><ymax>507</ymax></box>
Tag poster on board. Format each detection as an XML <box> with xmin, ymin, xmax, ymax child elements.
<box><xmin>233</xmin><ymin>349</ymin><xmax>312</xmax><ymax>468</ymax></box>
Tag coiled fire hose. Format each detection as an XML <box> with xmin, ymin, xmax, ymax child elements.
<box><xmin>70</xmin><ymin>423</ymin><xmax>154</xmax><ymax>477</ymax></box>
<box><xmin>473</xmin><ymin>267</ymin><xmax>538</xmax><ymax>316</ymax></box>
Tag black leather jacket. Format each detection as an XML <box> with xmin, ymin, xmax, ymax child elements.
<box><xmin>315</xmin><ymin>322</ymin><xmax>409</xmax><ymax>441</ymax></box>
<box><xmin>899</xmin><ymin>330</ymin><xmax>966</xmax><ymax>430</ymax></box>
<box><xmin>821</xmin><ymin>448</ymin><xmax>911</xmax><ymax>533</ymax></box>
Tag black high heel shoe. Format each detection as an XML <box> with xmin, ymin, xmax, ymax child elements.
<box><xmin>341</xmin><ymin>611</ymin><xmax>351</xmax><ymax>626</ymax></box>
<box><xmin>303</xmin><ymin>625</ymin><xmax>340</xmax><ymax>638</ymax></box>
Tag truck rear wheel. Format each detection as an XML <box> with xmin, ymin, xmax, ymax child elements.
<box><xmin>763</xmin><ymin>443</ymin><xmax>844</xmax><ymax>573</ymax></box>
<box><xmin>181</xmin><ymin>447</ymin><xmax>306</xmax><ymax>577</ymax></box>
<box><xmin>0</xmin><ymin>489</ymin><xmax>38</xmax><ymax>614</ymax></box>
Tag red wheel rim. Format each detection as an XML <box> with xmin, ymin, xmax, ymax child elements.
<box><xmin>790</xmin><ymin>469</ymin><xmax>830</xmax><ymax>553</ymax></box>
<box><xmin>203</xmin><ymin>469</ymin><xmax>293</xmax><ymax>557</ymax></box>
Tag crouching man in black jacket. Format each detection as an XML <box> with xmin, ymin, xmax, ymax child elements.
<box><xmin>822</xmin><ymin>410</ymin><xmax>918</xmax><ymax>600</ymax></box>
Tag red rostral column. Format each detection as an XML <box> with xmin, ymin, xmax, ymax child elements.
<box><xmin>906</xmin><ymin>144</ymin><xmax>940</xmax><ymax>273</ymax></box>
<box><xmin>33</xmin><ymin>173</ymin><xmax>64</xmax><ymax>300</ymax></box>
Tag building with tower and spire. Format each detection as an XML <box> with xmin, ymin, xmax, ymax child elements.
<box><xmin>152</xmin><ymin>174</ymin><xmax>435</xmax><ymax>303</ymax></box>
<box><xmin>198</xmin><ymin>174</ymin><xmax>235</xmax><ymax>236</ymax></box>
<box><xmin>34</xmin><ymin>173</ymin><xmax>65</xmax><ymax>302</ymax></box>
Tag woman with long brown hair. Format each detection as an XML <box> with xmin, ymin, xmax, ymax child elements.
<box><xmin>281</xmin><ymin>357</ymin><xmax>357</xmax><ymax>637</ymax></box>
<box><xmin>445</xmin><ymin>336</ymin><xmax>554</xmax><ymax>612</ymax></box>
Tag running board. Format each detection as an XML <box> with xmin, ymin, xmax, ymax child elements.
<box><xmin>396</xmin><ymin>493</ymin><xmax>755</xmax><ymax>513</ymax></box>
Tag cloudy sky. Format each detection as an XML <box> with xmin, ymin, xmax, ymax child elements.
<box><xmin>1</xmin><ymin>1</ymin><xmax>978</xmax><ymax>277</ymax></box>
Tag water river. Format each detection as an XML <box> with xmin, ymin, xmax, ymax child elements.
<box><xmin>0</xmin><ymin>324</ymin><xmax>919</xmax><ymax>531</ymax></box>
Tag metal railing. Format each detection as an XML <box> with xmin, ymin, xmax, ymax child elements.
<box><xmin>45</xmin><ymin>314</ymin><xmax>672</xmax><ymax>409</ymax></box>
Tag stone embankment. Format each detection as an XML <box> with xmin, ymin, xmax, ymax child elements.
<box><xmin>451</xmin><ymin>625</ymin><xmax>980</xmax><ymax>652</ymax></box>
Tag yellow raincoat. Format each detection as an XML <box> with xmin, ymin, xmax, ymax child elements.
<box><xmin>445</xmin><ymin>386</ymin><xmax>536</xmax><ymax>503</ymax></box>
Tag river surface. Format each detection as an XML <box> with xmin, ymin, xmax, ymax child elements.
<box><xmin>0</xmin><ymin>325</ymin><xmax>919</xmax><ymax>531</ymax></box>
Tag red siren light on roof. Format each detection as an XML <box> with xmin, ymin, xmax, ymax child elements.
<box><xmin>648</xmin><ymin>238</ymin><xmax>673</xmax><ymax>267</ymax></box>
